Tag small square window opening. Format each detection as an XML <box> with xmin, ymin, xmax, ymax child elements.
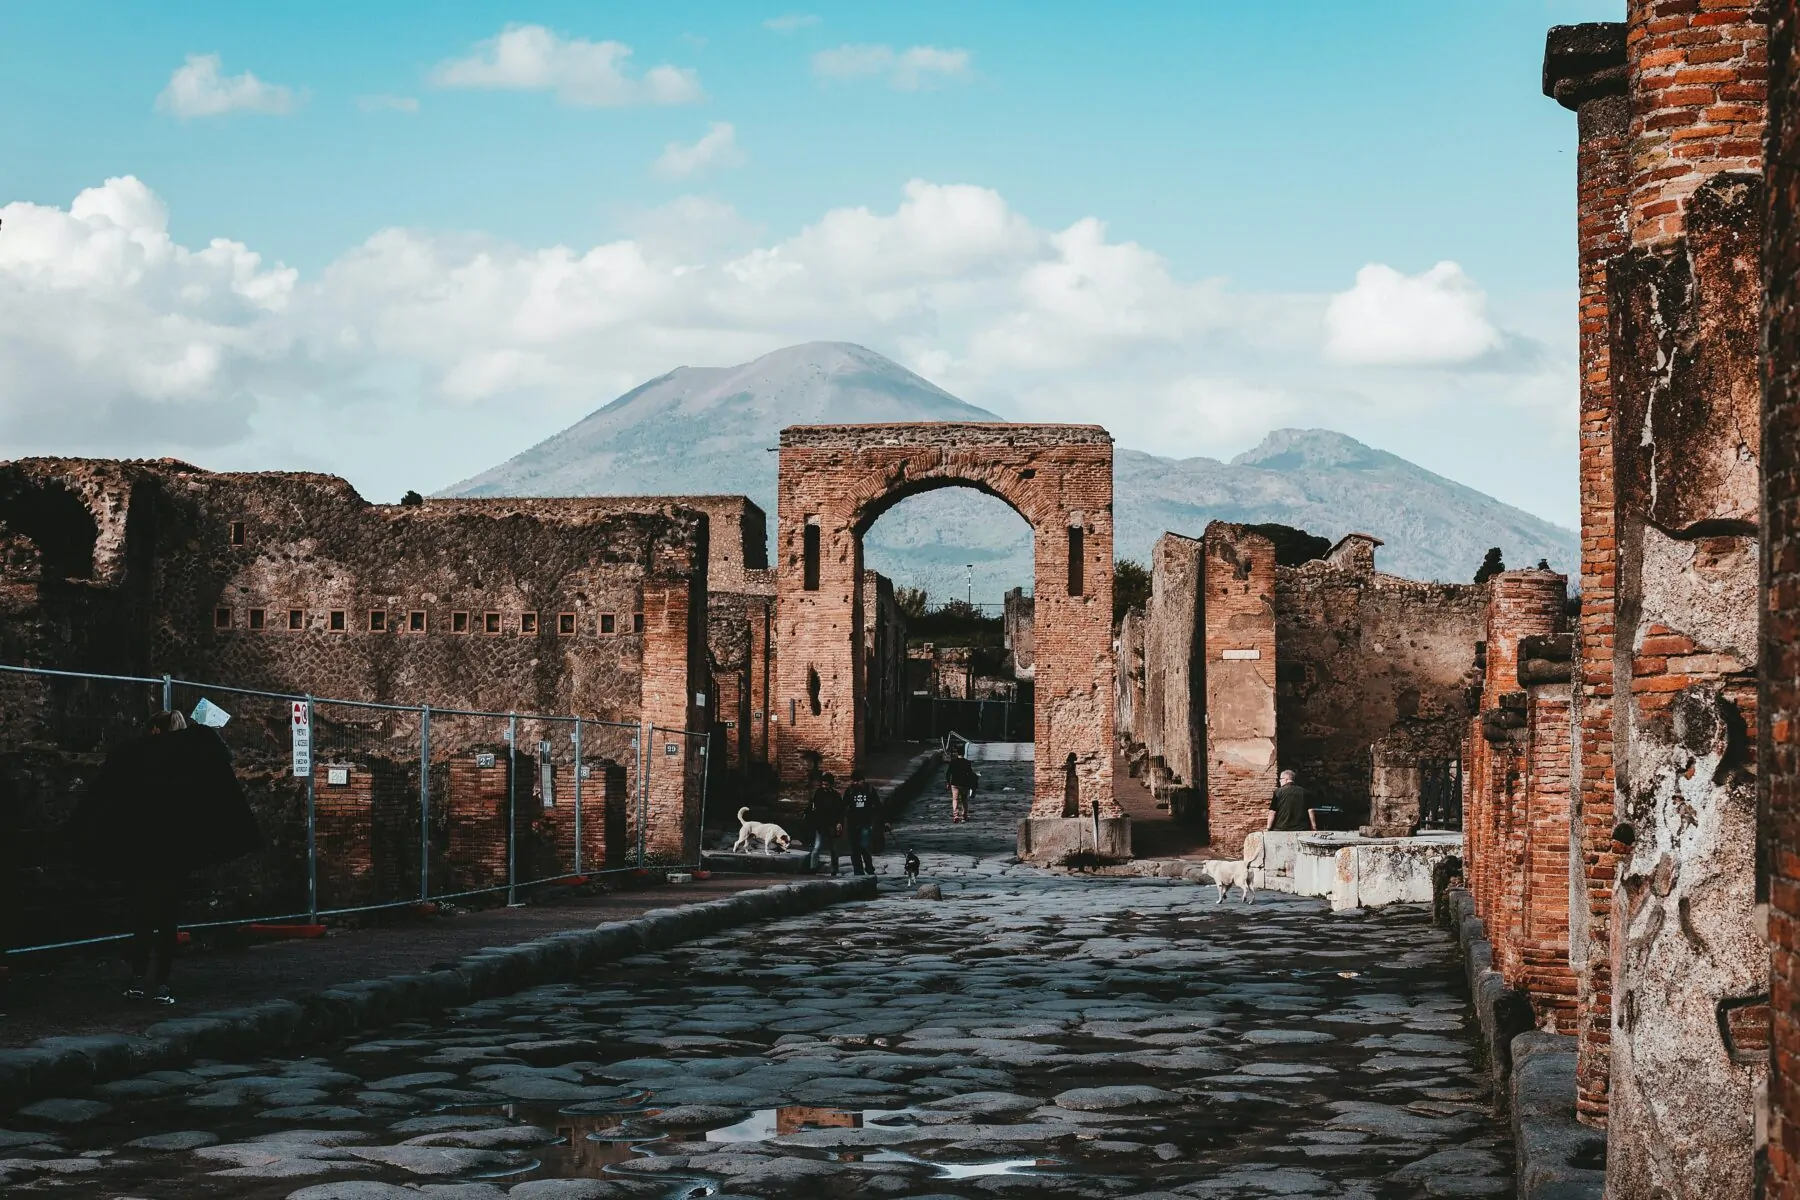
<box><xmin>248</xmin><ymin>608</ymin><xmax>266</xmax><ymax>631</ymax></box>
<box><xmin>329</xmin><ymin>610</ymin><xmax>346</xmax><ymax>632</ymax></box>
<box><xmin>520</xmin><ymin>612</ymin><xmax>538</xmax><ymax>634</ymax></box>
<box><xmin>214</xmin><ymin>607</ymin><xmax>232</xmax><ymax>630</ymax></box>
<box><xmin>229</xmin><ymin>521</ymin><xmax>246</xmax><ymax>546</ymax></box>
<box><xmin>408</xmin><ymin>610</ymin><xmax>426</xmax><ymax>633</ymax></box>
<box><xmin>370</xmin><ymin>610</ymin><xmax>387</xmax><ymax>632</ymax></box>
<box><xmin>633</xmin><ymin>612</ymin><xmax>645</xmax><ymax>634</ymax></box>
<box><xmin>287</xmin><ymin>608</ymin><xmax>305</xmax><ymax>631</ymax></box>
<box><xmin>558</xmin><ymin>612</ymin><xmax>576</xmax><ymax>636</ymax></box>
<box><xmin>484</xmin><ymin>612</ymin><xmax>501</xmax><ymax>634</ymax></box>
<box><xmin>452</xmin><ymin>611</ymin><xmax>470</xmax><ymax>633</ymax></box>
<box><xmin>600</xmin><ymin>613</ymin><xmax>616</xmax><ymax>635</ymax></box>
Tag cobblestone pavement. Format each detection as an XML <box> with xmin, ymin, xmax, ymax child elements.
<box><xmin>0</xmin><ymin>751</ymin><xmax>1511</xmax><ymax>1199</ymax></box>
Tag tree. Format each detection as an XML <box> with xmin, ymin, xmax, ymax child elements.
<box><xmin>1114</xmin><ymin>558</ymin><xmax>1151</xmax><ymax>626</ymax></box>
<box><xmin>400</xmin><ymin>490</ymin><xmax>424</xmax><ymax>507</ymax></box>
<box><xmin>1474</xmin><ymin>547</ymin><xmax>1505</xmax><ymax>584</ymax></box>
<box><xmin>895</xmin><ymin>586</ymin><xmax>928</xmax><ymax>620</ymax></box>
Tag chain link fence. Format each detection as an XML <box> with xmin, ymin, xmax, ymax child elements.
<box><xmin>0</xmin><ymin>663</ymin><xmax>709</xmax><ymax>957</ymax></box>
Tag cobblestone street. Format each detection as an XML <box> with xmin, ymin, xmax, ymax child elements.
<box><xmin>0</xmin><ymin>753</ymin><xmax>1510</xmax><ymax>1198</ymax></box>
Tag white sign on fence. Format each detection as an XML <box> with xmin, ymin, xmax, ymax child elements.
<box><xmin>291</xmin><ymin>701</ymin><xmax>312</xmax><ymax>777</ymax></box>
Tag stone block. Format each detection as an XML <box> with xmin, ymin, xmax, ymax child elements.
<box><xmin>1329</xmin><ymin>835</ymin><xmax>1463</xmax><ymax>911</ymax></box>
<box><xmin>1015</xmin><ymin>816</ymin><xmax>1132</xmax><ymax>864</ymax></box>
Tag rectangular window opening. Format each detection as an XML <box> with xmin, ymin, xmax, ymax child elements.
<box><xmin>633</xmin><ymin>612</ymin><xmax>644</xmax><ymax>634</ymax></box>
<box><xmin>558</xmin><ymin>612</ymin><xmax>576</xmax><ymax>636</ymax></box>
<box><xmin>214</xmin><ymin>607</ymin><xmax>232</xmax><ymax>630</ymax></box>
<box><xmin>369</xmin><ymin>610</ymin><xmax>387</xmax><ymax>632</ymax></box>
<box><xmin>483</xmin><ymin>611</ymin><xmax>501</xmax><ymax>634</ymax></box>
<box><xmin>248</xmin><ymin>608</ymin><xmax>266</xmax><ymax>631</ymax></box>
<box><xmin>408</xmin><ymin>610</ymin><xmax>426</xmax><ymax>633</ymax></box>
<box><xmin>329</xmin><ymin>609</ymin><xmax>346</xmax><ymax>632</ymax></box>
<box><xmin>287</xmin><ymin>608</ymin><xmax>305</xmax><ymax>631</ymax></box>
<box><xmin>452</xmin><ymin>611</ymin><xmax>469</xmax><ymax>634</ymax></box>
<box><xmin>229</xmin><ymin>521</ymin><xmax>246</xmax><ymax>546</ymax></box>
<box><xmin>802</xmin><ymin>524</ymin><xmax>821</xmax><ymax>591</ymax></box>
<box><xmin>1067</xmin><ymin>526</ymin><xmax>1085</xmax><ymax>596</ymax></box>
<box><xmin>600</xmin><ymin>613</ymin><xmax>617</xmax><ymax>636</ymax></box>
<box><xmin>520</xmin><ymin>612</ymin><xmax>538</xmax><ymax>634</ymax></box>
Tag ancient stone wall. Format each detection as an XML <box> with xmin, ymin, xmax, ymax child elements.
<box><xmin>775</xmin><ymin>423</ymin><xmax>1115</xmax><ymax>817</ymax></box>
<box><xmin>1546</xmin><ymin>18</ymin><xmax>1634</xmax><ymax>1128</ymax></box>
<box><xmin>1766</xmin><ymin>2</ymin><xmax>1800</xmax><ymax>1191</ymax></box>
<box><xmin>1602</xmin><ymin>3</ymin><xmax>1769</xmax><ymax>1190</ymax></box>
<box><xmin>1143</xmin><ymin>534</ymin><xmax>1203</xmax><ymax>807</ymax></box>
<box><xmin>1274</xmin><ymin>539</ymin><xmax>1486</xmax><ymax>830</ymax></box>
<box><xmin>1004</xmin><ymin>587</ymin><xmax>1036</xmax><ymax>678</ymax></box>
<box><xmin>1200</xmin><ymin>523</ymin><xmax>1278</xmax><ymax>857</ymax></box>
<box><xmin>862</xmin><ymin>571</ymin><xmax>908</xmax><ymax>745</ymax></box>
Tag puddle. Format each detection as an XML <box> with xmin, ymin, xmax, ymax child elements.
<box><xmin>705</xmin><ymin>1103</ymin><xmax>912</xmax><ymax>1142</ymax></box>
<box><xmin>861</xmin><ymin>1148</ymin><xmax>1058</xmax><ymax>1179</ymax></box>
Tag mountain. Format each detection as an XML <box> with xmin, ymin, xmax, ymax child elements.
<box><xmin>443</xmin><ymin>342</ymin><xmax>1577</xmax><ymax>597</ymax></box>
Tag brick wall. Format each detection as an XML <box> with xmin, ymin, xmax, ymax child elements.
<box><xmin>1546</xmin><ymin>18</ymin><xmax>1634</xmax><ymax>1129</ymax></box>
<box><xmin>775</xmin><ymin>423</ymin><xmax>1116</xmax><ymax>817</ymax></box>
<box><xmin>1144</xmin><ymin>533</ymin><xmax>1203</xmax><ymax>803</ymax></box>
<box><xmin>1200</xmin><ymin>523</ymin><xmax>1279</xmax><ymax>857</ymax></box>
<box><xmin>1763</xmin><ymin>2</ymin><xmax>1800</xmax><ymax>1191</ymax></box>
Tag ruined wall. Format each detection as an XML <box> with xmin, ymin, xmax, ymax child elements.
<box><xmin>1116</xmin><ymin>607</ymin><xmax>1146</xmax><ymax>766</ymax></box>
<box><xmin>1766</xmin><ymin>1</ymin><xmax>1800</xmax><ymax>1190</ymax></box>
<box><xmin>1200</xmin><ymin>523</ymin><xmax>1278</xmax><ymax>857</ymax></box>
<box><xmin>0</xmin><ymin>458</ymin><xmax>718</xmax><ymax>932</ymax></box>
<box><xmin>1143</xmin><ymin>534</ymin><xmax>1203</xmax><ymax>805</ymax></box>
<box><xmin>1602</xmin><ymin>3</ymin><xmax>1769</xmax><ymax>1190</ymax></box>
<box><xmin>862</xmin><ymin>570</ymin><xmax>908</xmax><ymax>745</ymax></box>
<box><xmin>775</xmin><ymin>423</ymin><xmax>1115</xmax><ymax>816</ymax></box>
<box><xmin>1546</xmin><ymin>18</ymin><xmax>1633</xmax><ymax>1128</ymax></box>
<box><xmin>1274</xmin><ymin>539</ymin><xmax>1486</xmax><ymax>829</ymax></box>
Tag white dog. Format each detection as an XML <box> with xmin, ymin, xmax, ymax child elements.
<box><xmin>1199</xmin><ymin>832</ymin><xmax>1265</xmax><ymax>905</ymax></box>
<box><xmin>732</xmin><ymin>806</ymin><xmax>793</xmax><ymax>855</ymax></box>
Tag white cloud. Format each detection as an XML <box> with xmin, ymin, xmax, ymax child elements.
<box><xmin>155</xmin><ymin>54</ymin><xmax>298</xmax><ymax>119</ymax></box>
<box><xmin>357</xmin><ymin>94</ymin><xmax>419</xmax><ymax>114</ymax></box>
<box><xmin>0</xmin><ymin>175</ymin><xmax>1573</xmax><ymax>522</ymax></box>
<box><xmin>654</xmin><ymin>122</ymin><xmax>746</xmax><ymax>179</ymax></box>
<box><xmin>430</xmin><ymin>24</ymin><xmax>702</xmax><ymax>107</ymax></box>
<box><xmin>764</xmin><ymin>13</ymin><xmax>820</xmax><ymax>34</ymax></box>
<box><xmin>1323</xmin><ymin>261</ymin><xmax>1503</xmax><ymax>366</ymax></box>
<box><xmin>813</xmin><ymin>44</ymin><xmax>972</xmax><ymax>90</ymax></box>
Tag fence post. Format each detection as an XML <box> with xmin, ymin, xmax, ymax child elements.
<box><xmin>305</xmin><ymin>694</ymin><xmax>318</xmax><ymax>924</ymax></box>
<box><xmin>161</xmin><ymin>674</ymin><xmax>172</xmax><ymax>712</ymax></box>
<box><xmin>506</xmin><ymin>713</ymin><xmax>519</xmax><ymax>906</ymax></box>
<box><xmin>572</xmin><ymin>718</ymin><xmax>584</xmax><ymax>878</ymax></box>
<box><xmin>696</xmin><ymin>734</ymin><xmax>710</xmax><ymax>866</ymax></box>
<box><xmin>418</xmin><ymin>705</ymin><xmax>431</xmax><ymax>903</ymax></box>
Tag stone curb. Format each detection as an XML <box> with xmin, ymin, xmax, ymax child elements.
<box><xmin>1440</xmin><ymin>887</ymin><xmax>1603</xmax><ymax>1200</ymax></box>
<box><xmin>0</xmin><ymin>875</ymin><xmax>875</xmax><ymax>1114</ymax></box>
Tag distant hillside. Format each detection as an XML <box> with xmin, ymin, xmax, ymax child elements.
<box><xmin>445</xmin><ymin>342</ymin><xmax>1577</xmax><ymax>597</ymax></box>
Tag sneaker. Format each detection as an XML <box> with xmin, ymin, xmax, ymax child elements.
<box><xmin>122</xmin><ymin>986</ymin><xmax>146</xmax><ymax>1002</ymax></box>
<box><xmin>151</xmin><ymin>987</ymin><xmax>175</xmax><ymax>1006</ymax></box>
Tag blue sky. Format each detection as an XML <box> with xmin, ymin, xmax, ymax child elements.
<box><xmin>0</xmin><ymin>1</ymin><xmax>1619</xmax><ymax>525</ymax></box>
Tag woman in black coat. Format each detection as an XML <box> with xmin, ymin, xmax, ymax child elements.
<box><xmin>78</xmin><ymin>710</ymin><xmax>260</xmax><ymax>1004</ymax></box>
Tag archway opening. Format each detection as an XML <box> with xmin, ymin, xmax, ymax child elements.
<box><xmin>859</xmin><ymin>486</ymin><xmax>1034</xmax><ymax>748</ymax></box>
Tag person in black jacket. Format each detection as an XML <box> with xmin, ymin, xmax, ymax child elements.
<box><xmin>841</xmin><ymin>770</ymin><xmax>885</xmax><ymax>877</ymax></box>
<box><xmin>946</xmin><ymin>749</ymin><xmax>978</xmax><ymax>825</ymax></box>
<box><xmin>77</xmin><ymin>710</ymin><xmax>261</xmax><ymax>1005</ymax></box>
<box><xmin>805</xmin><ymin>773</ymin><xmax>844</xmax><ymax>875</ymax></box>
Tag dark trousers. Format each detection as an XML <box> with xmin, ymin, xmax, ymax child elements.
<box><xmin>128</xmin><ymin>873</ymin><xmax>183</xmax><ymax>985</ymax></box>
<box><xmin>848</xmin><ymin>826</ymin><xmax>875</xmax><ymax>876</ymax></box>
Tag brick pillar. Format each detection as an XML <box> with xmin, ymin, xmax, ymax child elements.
<box><xmin>1545</xmin><ymin>19</ymin><xmax>1633</xmax><ymax>1127</ymax></box>
<box><xmin>1762</xmin><ymin>2</ymin><xmax>1800</xmax><ymax>1192</ymax></box>
<box><xmin>1606</xmin><ymin>3</ymin><xmax>1768</xmax><ymax>1193</ymax></box>
<box><xmin>640</xmin><ymin>575</ymin><xmax>707</xmax><ymax>860</ymax></box>
<box><xmin>1199</xmin><ymin>523</ymin><xmax>1278</xmax><ymax>856</ymax></box>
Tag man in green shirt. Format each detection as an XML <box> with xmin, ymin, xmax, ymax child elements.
<box><xmin>1267</xmin><ymin>769</ymin><xmax>1318</xmax><ymax>832</ymax></box>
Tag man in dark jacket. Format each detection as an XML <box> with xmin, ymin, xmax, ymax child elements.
<box><xmin>946</xmin><ymin>749</ymin><xmax>978</xmax><ymax>825</ymax></box>
<box><xmin>841</xmin><ymin>770</ymin><xmax>884</xmax><ymax>876</ymax></box>
<box><xmin>79</xmin><ymin>711</ymin><xmax>260</xmax><ymax>1005</ymax></box>
<box><xmin>1267</xmin><ymin>769</ymin><xmax>1318</xmax><ymax>832</ymax></box>
<box><xmin>805</xmin><ymin>773</ymin><xmax>844</xmax><ymax>875</ymax></box>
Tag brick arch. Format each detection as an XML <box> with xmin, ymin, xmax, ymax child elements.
<box><xmin>775</xmin><ymin>423</ymin><xmax>1118</xmax><ymax>821</ymax></box>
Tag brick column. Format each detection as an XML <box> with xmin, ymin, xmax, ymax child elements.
<box><xmin>640</xmin><ymin>574</ymin><xmax>707</xmax><ymax>860</ymax></box>
<box><xmin>1762</xmin><ymin>2</ymin><xmax>1800</xmax><ymax>1192</ymax></box>
<box><xmin>1199</xmin><ymin>523</ymin><xmax>1278</xmax><ymax>857</ymax></box>
<box><xmin>1606</xmin><ymin>3</ymin><xmax>1768</xmax><ymax>1193</ymax></box>
<box><xmin>1545</xmin><ymin>19</ymin><xmax>1632</xmax><ymax>1127</ymax></box>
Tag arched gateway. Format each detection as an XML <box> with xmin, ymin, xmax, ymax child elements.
<box><xmin>775</xmin><ymin>423</ymin><xmax>1126</xmax><ymax>859</ymax></box>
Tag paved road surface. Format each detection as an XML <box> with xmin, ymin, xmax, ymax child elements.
<box><xmin>0</xmin><ymin>749</ymin><xmax>1510</xmax><ymax>1198</ymax></box>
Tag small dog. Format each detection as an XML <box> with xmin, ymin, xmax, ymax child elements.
<box><xmin>904</xmin><ymin>850</ymin><xmax>921</xmax><ymax>885</ymax></box>
<box><xmin>732</xmin><ymin>806</ymin><xmax>793</xmax><ymax>855</ymax></box>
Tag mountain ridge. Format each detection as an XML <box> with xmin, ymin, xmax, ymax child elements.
<box><xmin>443</xmin><ymin>341</ymin><xmax>1576</xmax><ymax>594</ymax></box>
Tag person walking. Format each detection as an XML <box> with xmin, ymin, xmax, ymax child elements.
<box><xmin>77</xmin><ymin>710</ymin><xmax>260</xmax><ymax>1005</ymax></box>
<box><xmin>1266</xmin><ymin>769</ymin><xmax>1319</xmax><ymax>833</ymax></box>
<box><xmin>946</xmin><ymin>748</ymin><xmax>979</xmax><ymax>825</ymax></box>
<box><xmin>841</xmin><ymin>769</ymin><xmax>885</xmax><ymax>877</ymax></box>
<box><xmin>805</xmin><ymin>772</ymin><xmax>845</xmax><ymax>875</ymax></box>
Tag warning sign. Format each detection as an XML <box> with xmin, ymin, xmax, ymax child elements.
<box><xmin>291</xmin><ymin>701</ymin><xmax>312</xmax><ymax>777</ymax></box>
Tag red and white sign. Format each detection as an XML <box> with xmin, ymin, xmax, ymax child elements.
<box><xmin>291</xmin><ymin>701</ymin><xmax>312</xmax><ymax>777</ymax></box>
